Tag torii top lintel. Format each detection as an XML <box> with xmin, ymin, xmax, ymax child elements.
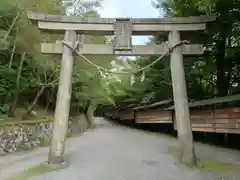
<box><xmin>27</xmin><ymin>11</ymin><xmax>216</xmax><ymax>36</ymax></box>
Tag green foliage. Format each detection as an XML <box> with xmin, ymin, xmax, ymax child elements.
<box><xmin>168</xmin><ymin>146</ymin><xmax>240</xmax><ymax>172</ymax></box>
<box><xmin>2</xmin><ymin>0</ymin><xmax>239</xmax><ymax>117</ymax></box>
<box><xmin>63</xmin><ymin>0</ymin><xmax>102</xmax><ymax>16</ymax></box>
<box><xmin>156</xmin><ymin>0</ymin><xmax>240</xmax><ymax>98</ymax></box>
<box><xmin>110</xmin><ymin>0</ymin><xmax>240</xmax><ymax>108</ymax></box>
<box><xmin>0</xmin><ymin>65</ymin><xmax>17</xmax><ymax>95</ymax></box>
<box><xmin>0</xmin><ymin>0</ymin><xmax>122</xmax><ymax>118</ymax></box>
<box><xmin>9</xmin><ymin>163</ymin><xmax>62</xmax><ymax>180</ymax></box>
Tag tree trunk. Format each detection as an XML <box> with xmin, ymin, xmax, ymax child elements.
<box><xmin>216</xmin><ymin>35</ymin><xmax>231</xmax><ymax>96</ymax></box>
<box><xmin>86</xmin><ymin>102</ymin><xmax>96</xmax><ymax>128</ymax></box>
<box><xmin>44</xmin><ymin>90</ymin><xmax>53</xmax><ymax>112</ymax></box>
<box><xmin>44</xmin><ymin>96</ymin><xmax>51</xmax><ymax>112</ymax></box>
<box><xmin>8</xmin><ymin>41</ymin><xmax>16</xmax><ymax>68</ymax></box>
<box><xmin>8</xmin><ymin>52</ymin><xmax>26</xmax><ymax>117</ymax></box>
<box><xmin>25</xmin><ymin>86</ymin><xmax>45</xmax><ymax>117</ymax></box>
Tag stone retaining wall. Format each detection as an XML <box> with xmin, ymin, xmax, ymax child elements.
<box><xmin>0</xmin><ymin>114</ymin><xmax>89</xmax><ymax>156</ymax></box>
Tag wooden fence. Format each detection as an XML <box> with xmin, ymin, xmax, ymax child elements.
<box><xmin>104</xmin><ymin>95</ymin><xmax>240</xmax><ymax>134</ymax></box>
<box><xmin>172</xmin><ymin>107</ymin><xmax>240</xmax><ymax>134</ymax></box>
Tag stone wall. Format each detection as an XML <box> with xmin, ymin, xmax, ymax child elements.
<box><xmin>0</xmin><ymin>114</ymin><xmax>89</xmax><ymax>156</ymax></box>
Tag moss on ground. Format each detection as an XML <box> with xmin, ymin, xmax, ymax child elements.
<box><xmin>168</xmin><ymin>146</ymin><xmax>240</xmax><ymax>172</ymax></box>
<box><xmin>9</xmin><ymin>160</ymin><xmax>70</xmax><ymax>180</ymax></box>
<box><xmin>0</xmin><ymin>118</ymin><xmax>53</xmax><ymax>126</ymax></box>
<box><xmin>144</xmin><ymin>130</ymin><xmax>176</xmax><ymax>139</ymax></box>
<box><xmin>9</xmin><ymin>163</ymin><xmax>56</xmax><ymax>180</ymax></box>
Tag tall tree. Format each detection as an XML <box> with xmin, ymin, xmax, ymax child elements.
<box><xmin>152</xmin><ymin>0</ymin><xmax>240</xmax><ymax>97</ymax></box>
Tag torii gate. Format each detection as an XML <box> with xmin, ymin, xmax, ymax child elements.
<box><xmin>27</xmin><ymin>12</ymin><xmax>215</xmax><ymax>165</ymax></box>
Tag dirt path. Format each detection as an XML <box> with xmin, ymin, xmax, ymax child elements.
<box><xmin>1</xmin><ymin>118</ymin><xmax>240</xmax><ymax>180</ymax></box>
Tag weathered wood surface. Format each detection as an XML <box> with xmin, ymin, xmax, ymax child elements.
<box><xmin>106</xmin><ymin>94</ymin><xmax>240</xmax><ymax>134</ymax></box>
<box><xmin>169</xmin><ymin>30</ymin><xmax>195</xmax><ymax>165</ymax></box>
<box><xmin>166</xmin><ymin>94</ymin><xmax>240</xmax><ymax>110</ymax></box>
<box><xmin>134</xmin><ymin>100</ymin><xmax>172</xmax><ymax>123</ymax></box>
<box><xmin>135</xmin><ymin>109</ymin><xmax>172</xmax><ymax>124</ymax></box>
<box><xmin>114</xmin><ymin>19</ymin><xmax>132</xmax><ymax>51</ymax></box>
<box><xmin>37</xmin><ymin>22</ymin><xmax>207</xmax><ymax>35</ymax></box>
<box><xmin>118</xmin><ymin>110</ymin><xmax>134</xmax><ymax>120</ymax></box>
<box><xmin>28</xmin><ymin>11</ymin><xmax>216</xmax><ymax>24</ymax></box>
<box><xmin>48</xmin><ymin>30</ymin><xmax>76</xmax><ymax>164</ymax></box>
<box><xmin>133</xmin><ymin>100</ymin><xmax>172</xmax><ymax>110</ymax></box>
<box><xmin>106</xmin><ymin>105</ymin><xmax>240</xmax><ymax>134</ymax></box>
<box><xmin>28</xmin><ymin>12</ymin><xmax>216</xmax><ymax>35</ymax></box>
<box><xmin>173</xmin><ymin>107</ymin><xmax>240</xmax><ymax>134</ymax></box>
<box><xmin>112</xmin><ymin>111</ymin><xmax>119</xmax><ymax>119</ymax></box>
<box><xmin>41</xmin><ymin>43</ymin><xmax>204</xmax><ymax>56</ymax></box>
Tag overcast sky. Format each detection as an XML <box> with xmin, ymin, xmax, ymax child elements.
<box><xmin>98</xmin><ymin>0</ymin><xmax>161</xmax><ymax>45</ymax></box>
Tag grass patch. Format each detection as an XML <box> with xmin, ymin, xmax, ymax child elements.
<box><xmin>0</xmin><ymin>118</ymin><xmax>53</xmax><ymax>126</ymax></box>
<box><xmin>168</xmin><ymin>146</ymin><xmax>180</xmax><ymax>158</ymax></box>
<box><xmin>8</xmin><ymin>159</ymin><xmax>70</xmax><ymax>180</ymax></box>
<box><xmin>9</xmin><ymin>163</ymin><xmax>56</xmax><ymax>180</ymax></box>
<box><xmin>144</xmin><ymin>130</ymin><xmax>176</xmax><ymax>139</ymax></box>
<box><xmin>168</xmin><ymin>146</ymin><xmax>240</xmax><ymax>172</ymax></box>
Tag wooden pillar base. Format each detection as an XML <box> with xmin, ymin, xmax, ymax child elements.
<box><xmin>48</xmin><ymin>155</ymin><xmax>65</xmax><ymax>164</ymax></box>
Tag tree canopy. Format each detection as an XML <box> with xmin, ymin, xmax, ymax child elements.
<box><xmin>0</xmin><ymin>0</ymin><xmax>239</xmax><ymax>117</ymax></box>
<box><xmin>111</xmin><ymin>0</ymin><xmax>240</xmax><ymax>108</ymax></box>
<box><xmin>0</xmin><ymin>0</ymin><xmax>128</xmax><ymax>118</ymax></box>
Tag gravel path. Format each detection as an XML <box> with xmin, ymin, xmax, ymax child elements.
<box><xmin>1</xmin><ymin>118</ymin><xmax>240</xmax><ymax>180</ymax></box>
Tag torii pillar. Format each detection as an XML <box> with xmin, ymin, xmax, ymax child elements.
<box><xmin>48</xmin><ymin>30</ymin><xmax>76</xmax><ymax>164</ymax></box>
<box><xmin>168</xmin><ymin>31</ymin><xmax>196</xmax><ymax>165</ymax></box>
